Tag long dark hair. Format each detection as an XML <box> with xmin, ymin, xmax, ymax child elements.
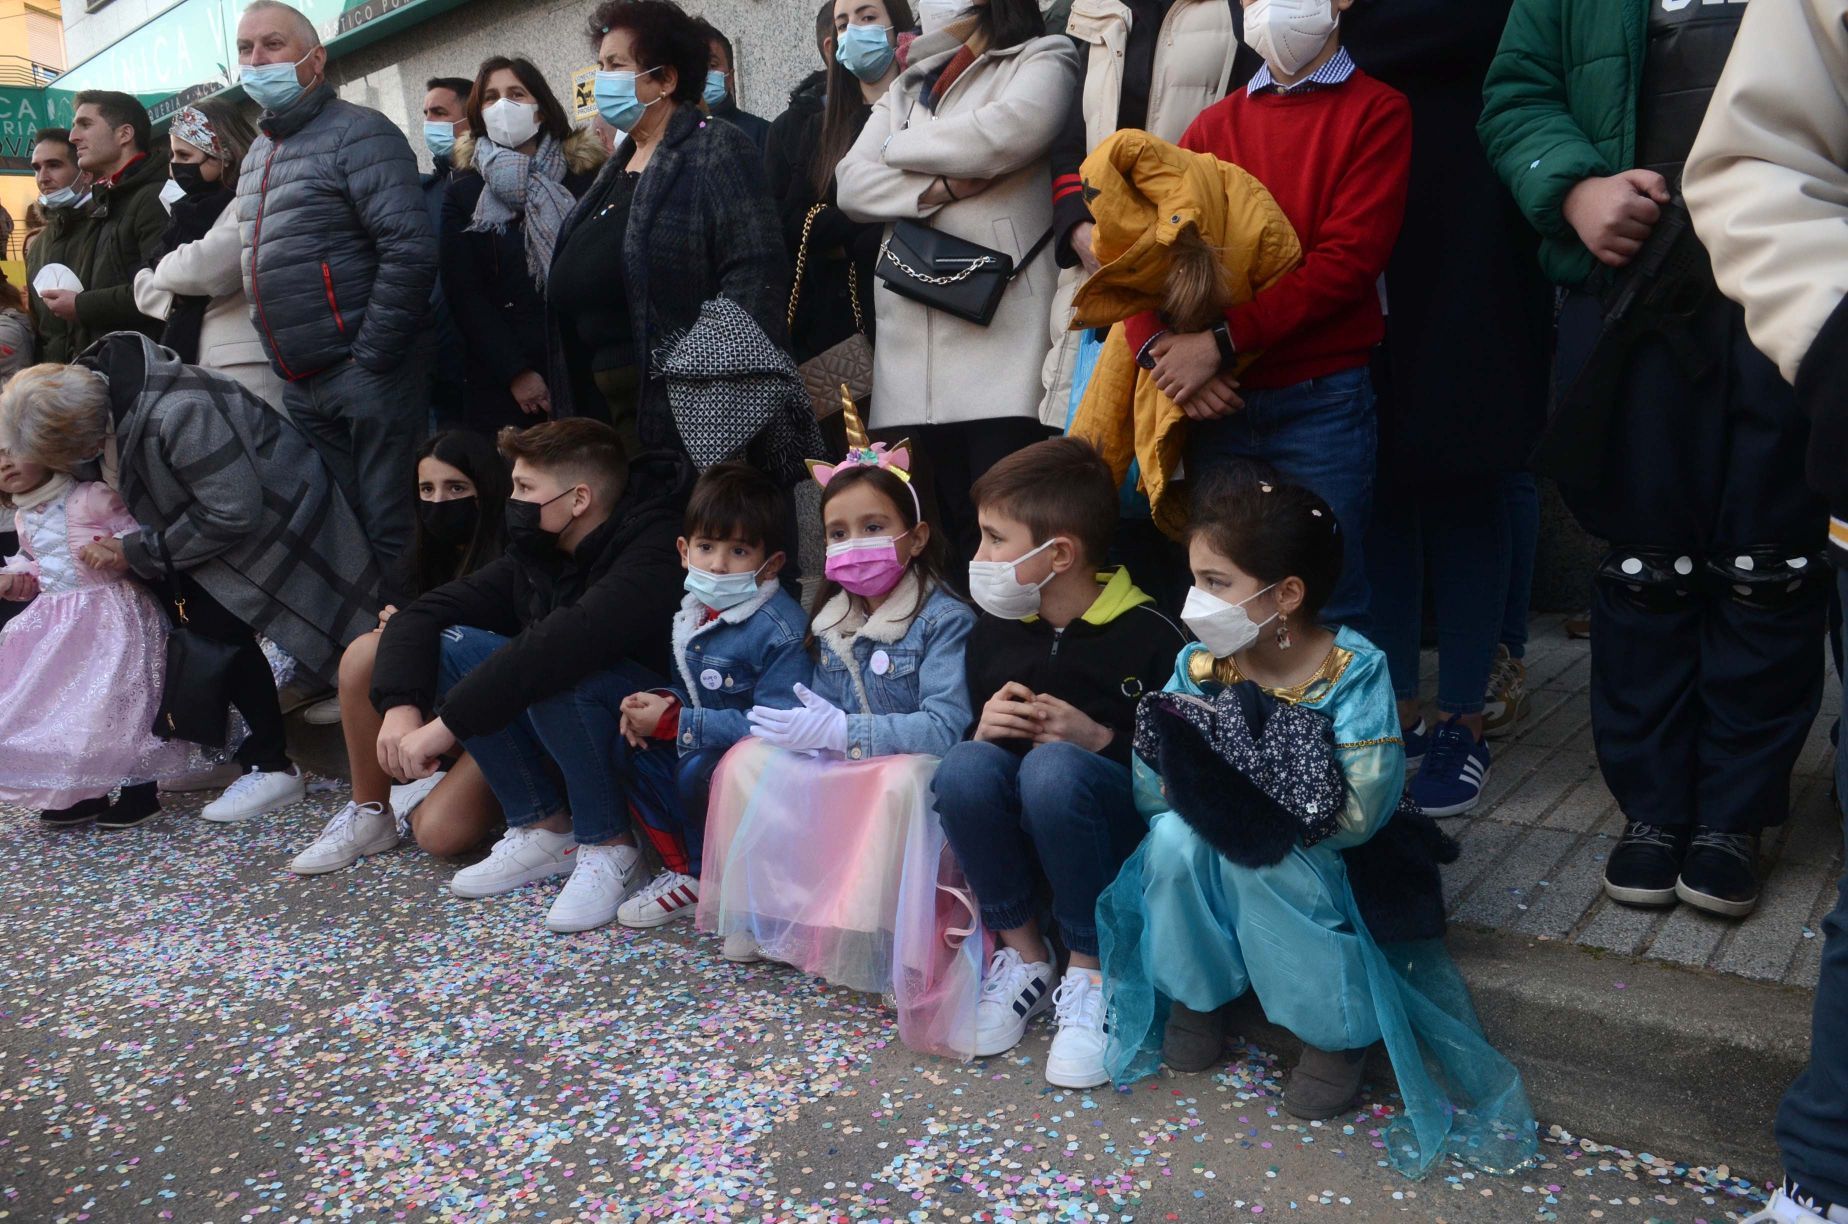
<box><xmin>974</xmin><ymin>0</ymin><xmax>1043</xmax><ymax>51</ymax></box>
<box><xmin>807</xmin><ymin>463</ymin><xmax>948</xmax><ymax>645</ymax></box>
<box><xmin>467</xmin><ymin>56</ymin><xmax>575</xmax><ymax>144</ymax></box>
<box><xmin>811</xmin><ymin>0</ymin><xmax>916</xmax><ymax>198</ymax></box>
<box><xmin>411</xmin><ymin>430</ymin><xmax>513</xmax><ymax>597</ymax></box>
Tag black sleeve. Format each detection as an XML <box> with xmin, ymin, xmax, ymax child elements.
<box><xmin>440</xmin><ymin>173</ymin><xmax>531</xmax><ymax>389</ymax></box>
<box><xmin>1098</xmin><ymin>608</ymin><xmax>1190</xmax><ymax>766</ymax></box>
<box><xmin>436</xmin><ymin>521</ymin><xmax>686</xmax><ymax>740</ymax></box>
<box><xmin>370</xmin><ymin>555</ymin><xmax>527</xmax><ymax>718</ymax></box>
<box><xmin>1795</xmin><ymin>292</ymin><xmax>1848</xmax><ymax>515</ymax></box>
<box><xmin>1050</xmin><ymin>33</ymin><xmax>1094</xmax><ymax>269</ymax></box>
<box><xmin>1341</xmin><ymin>0</ymin><xmax>1515</xmax><ymax>82</ymax></box>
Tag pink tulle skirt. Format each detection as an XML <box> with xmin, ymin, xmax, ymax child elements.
<box><xmin>0</xmin><ymin>583</ymin><xmax>197</xmax><ymax>808</ymax></box>
<box><xmin>697</xmin><ymin>739</ymin><xmax>941</xmax><ymax>995</ymax></box>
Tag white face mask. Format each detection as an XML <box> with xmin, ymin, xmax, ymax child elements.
<box><xmin>967</xmin><ymin>538</ymin><xmax>1062</xmax><ymax>620</ymax></box>
<box><xmin>1242</xmin><ymin>0</ymin><xmax>1339</xmax><ymax>78</ymax></box>
<box><xmin>482</xmin><ymin>98</ymin><xmax>542</xmax><ymax>149</ymax></box>
<box><xmin>1181</xmin><ymin>583</ymin><xmax>1277</xmax><ymax>659</ymax></box>
<box><xmin>917</xmin><ymin>0</ymin><xmax>964</xmax><ymax>35</ymax></box>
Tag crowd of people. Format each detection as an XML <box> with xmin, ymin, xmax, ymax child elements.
<box><xmin>0</xmin><ymin>0</ymin><xmax>1842</xmax><ymax>1211</ymax></box>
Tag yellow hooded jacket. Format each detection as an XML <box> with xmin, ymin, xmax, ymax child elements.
<box><xmin>1067</xmin><ymin>129</ymin><xmax>1301</xmax><ymax>538</ymax></box>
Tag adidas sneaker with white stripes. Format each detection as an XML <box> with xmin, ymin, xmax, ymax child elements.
<box><xmin>972</xmin><ymin>944</ymin><xmax>1055</xmax><ymax>1057</ymax></box>
<box><xmin>617</xmin><ymin>870</ymin><xmax>701</xmax><ymax>929</ymax></box>
<box><xmin>1408</xmin><ymin>716</ymin><xmax>1491</xmax><ymax>817</ymax></box>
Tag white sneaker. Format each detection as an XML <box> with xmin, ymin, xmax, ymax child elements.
<box><xmin>200</xmin><ymin>766</ymin><xmax>305</xmax><ymax>823</ymax></box>
<box><xmin>450</xmin><ymin>825</ymin><xmax>577</xmax><ymax>899</ymax></box>
<box><xmin>290</xmin><ymin>801</ymin><xmax>398</xmax><ymax>874</ymax></box>
<box><xmin>1743</xmin><ymin>1189</ymin><xmax>1846</xmax><ymax>1224</ymax></box>
<box><xmin>722</xmin><ymin>931</ymin><xmax>764</xmax><ymax>963</ymax></box>
<box><xmin>1045</xmin><ymin>968</ymin><xmax>1111</xmax><ymax>1089</ymax></box>
<box><xmin>389</xmin><ymin>770</ymin><xmax>445</xmax><ymax>821</ymax></box>
<box><xmin>300</xmin><ymin>695</ymin><xmax>344</xmax><ymax>726</ymax></box>
<box><xmin>160</xmin><ymin>761</ymin><xmax>247</xmax><ymax>794</ymax></box>
<box><xmin>545</xmin><ymin>842</ymin><xmax>643</xmax><ymax>933</ymax></box>
<box><xmin>617</xmin><ymin>870</ymin><xmax>700</xmax><ymax>929</ymax></box>
<box><xmin>972</xmin><ymin>944</ymin><xmax>1055</xmax><ymax>1057</ymax></box>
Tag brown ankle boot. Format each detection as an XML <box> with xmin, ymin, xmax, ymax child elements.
<box><xmin>1161</xmin><ymin>1002</ymin><xmax>1226</xmax><ymax>1073</ymax></box>
<box><xmin>1282</xmin><ymin>1044</ymin><xmax>1367</xmax><ymax>1120</ymax></box>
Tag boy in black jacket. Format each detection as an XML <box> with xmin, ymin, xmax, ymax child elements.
<box><xmin>370</xmin><ymin>420</ymin><xmax>690</xmax><ymax>934</ymax></box>
<box><xmin>932</xmin><ymin>438</ymin><xmax>1187</xmax><ymax>1089</ymax></box>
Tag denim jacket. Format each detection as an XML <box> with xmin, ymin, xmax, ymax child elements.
<box><xmin>667</xmin><ymin>580</ymin><xmax>812</xmax><ymax>754</ymax></box>
<box><xmin>811</xmin><ymin>571</ymin><xmax>975</xmax><ymax>759</ymax></box>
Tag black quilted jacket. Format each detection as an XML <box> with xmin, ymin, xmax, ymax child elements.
<box><xmin>237</xmin><ymin>84</ymin><xmax>436</xmax><ymax>381</ymax></box>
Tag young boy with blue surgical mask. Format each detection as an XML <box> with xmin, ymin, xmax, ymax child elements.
<box><xmin>931</xmin><ymin>437</ymin><xmax>1186</xmax><ymax>1088</ymax></box>
<box><xmin>617</xmin><ymin>462</ymin><xmax>810</xmax><ymax>930</ymax></box>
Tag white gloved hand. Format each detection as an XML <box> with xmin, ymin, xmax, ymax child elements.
<box><xmin>747</xmin><ymin>683</ymin><xmax>849</xmax><ymax>753</ymax></box>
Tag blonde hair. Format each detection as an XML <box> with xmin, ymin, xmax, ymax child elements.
<box><xmin>0</xmin><ymin>363</ymin><xmax>110</xmax><ymax>473</ymax></box>
<box><xmin>1161</xmin><ymin>223</ymin><xmax>1232</xmax><ymax>335</ymax></box>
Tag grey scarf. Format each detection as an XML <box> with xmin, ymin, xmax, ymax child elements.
<box><xmin>470</xmin><ymin>133</ymin><xmax>574</xmax><ymax>290</ymax></box>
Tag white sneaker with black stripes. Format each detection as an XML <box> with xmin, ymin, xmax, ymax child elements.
<box><xmin>972</xmin><ymin>943</ymin><xmax>1055</xmax><ymax>1057</ymax></box>
<box><xmin>617</xmin><ymin>869</ymin><xmax>701</xmax><ymax>929</ymax></box>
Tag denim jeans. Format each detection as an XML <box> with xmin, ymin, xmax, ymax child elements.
<box><xmin>1501</xmin><ymin>471</ymin><xmax>1540</xmax><ymax>658</ymax></box>
<box><xmin>1187</xmin><ymin>366</ymin><xmax>1376</xmax><ymax>632</ymax></box>
<box><xmin>1366</xmin><ymin>475</ymin><xmax>1510</xmax><ymax>715</ymax></box>
<box><xmin>671</xmin><ymin>747</ymin><xmax>727</xmax><ymax>878</ymax></box>
<box><xmin>1773</xmin><ymin>567</ymin><xmax>1848</xmax><ymax>1207</ymax></box>
<box><xmin>437</xmin><ymin>626</ymin><xmax>684</xmax><ymax>849</ymax></box>
<box><xmin>932</xmin><ymin>740</ymin><xmax>1145</xmax><ymax>957</ymax></box>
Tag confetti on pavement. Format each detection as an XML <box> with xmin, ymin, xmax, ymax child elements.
<box><xmin>0</xmin><ymin>785</ymin><xmax>1776</xmax><ymax>1223</ymax></box>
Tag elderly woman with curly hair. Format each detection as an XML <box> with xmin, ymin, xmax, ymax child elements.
<box><xmin>0</xmin><ymin>332</ymin><xmax>381</xmax><ymax>825</ymax></box>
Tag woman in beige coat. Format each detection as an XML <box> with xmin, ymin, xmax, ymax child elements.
<box><xmin>132</xmin><ymin>100</ymin><xmax>287</xmax><ymax>410</ymax></box>
<box><xmin>837</xmin><ymin>0</ymin><xmax>1077</xmax><ymax>573</ymax></box>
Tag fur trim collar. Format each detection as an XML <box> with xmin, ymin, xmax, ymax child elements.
<box><xmin>669</xmin><ymin>579</ymin><xmax>783</xmax><ymax>707</ymax></box>
<box><xmin>453</xmin><ymin>126</ymin><xmax>608</xmax><ymax>176</ymax></box>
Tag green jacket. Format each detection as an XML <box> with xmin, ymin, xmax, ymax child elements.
<box><xmin>26</xmin><ymin>202</ymin><xmax>91</xmax><ymax>364</ymax></box>
<box><xmin>69</xmin><ymin>146</ymin><xmax>170</xmax><ymax>355</ymax></box>
<box><xmin>1477</xmin><ymin>0</ymin><xmax>1644</xmax><ymax>288</ymax></box>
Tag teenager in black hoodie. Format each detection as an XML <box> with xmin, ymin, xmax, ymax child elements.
<box><xmin>371</xmin><ymin>420</ymin><xmax>691</xmax><ymax>934</ymax></box>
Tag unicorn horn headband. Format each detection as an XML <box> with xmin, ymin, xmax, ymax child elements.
<box><xmin>806</xmin><ymin>386</ymin><xmax>921</xmax><ymax>520</ymax></box>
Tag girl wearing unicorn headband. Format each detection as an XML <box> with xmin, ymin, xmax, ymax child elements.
<box><xmin>697</xmin><ymin>399</ymin><xmax>976</xmax><ymax>995</ymax></box>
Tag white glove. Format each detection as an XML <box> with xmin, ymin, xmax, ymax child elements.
<box><xmin>747</xmin><ymin>683</ymin><xmax>848</xmax><ymax>753</ymax></box>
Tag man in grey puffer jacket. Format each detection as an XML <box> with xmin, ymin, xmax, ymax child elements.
<box><xmin>235</xmin><ymin>0</ymin><xmax>435</xmax><ymax>591</ymax></box>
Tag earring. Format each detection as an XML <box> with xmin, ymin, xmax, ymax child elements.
<box><xmin>1275</xmin><ymin>614</ymin><xmax>1293</xmax><ymax>650</ymax></box>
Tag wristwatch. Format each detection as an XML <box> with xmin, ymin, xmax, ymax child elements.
<box><xmin>1211</xmin><ymin>321</ymin><xmax>1236</xmax><ymax>369</ymax></box>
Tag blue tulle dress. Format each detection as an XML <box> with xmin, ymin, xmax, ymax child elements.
<box><xmin>1097</xmin><ymin>630</ymin><xmax>1540</xmax><ymax>1178</ymax></box>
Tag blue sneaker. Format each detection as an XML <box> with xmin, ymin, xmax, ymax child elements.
<box><xmin>1409</xmin><ymin>717</ymin><xmax>1490</xmax><ymax>817</ymax></box>
<box><xmin>1402</xmin><ymin>719</ymin><xmax>1430</xmax><ymax>776</ymax></box>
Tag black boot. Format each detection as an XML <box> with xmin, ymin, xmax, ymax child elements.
<box><xmin>97</xmin><ymin>783</ymin><xmax>163</xmax><ymax>831</ymax></box>
<box><xmin>1676</xmin><ymin>829</ymin><xmax>1760</xmax><ymax>918</ymax></box>
<box><xmin>1603</xmin><ymin>822</ymin><xmax>1685</xmax><ymax>907</ymax></box>
<box><xmin>39</xmin><ymin>795</ymin><xmax>110</xmax><ymax>828</ymax></box>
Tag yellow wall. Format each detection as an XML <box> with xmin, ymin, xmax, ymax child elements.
<box><xmin>1</xmin><ymin>0</ymin><xmax>64</xmax><ymax>271</ymax></box>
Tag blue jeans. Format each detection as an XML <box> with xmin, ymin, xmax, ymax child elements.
<box><xmin>932</xmin><ymin>740</ymin><xmax>1144</xmax><ymax>957</ymax></box>
<box><xmin>1187</xmin><ymin>366</ymin><xmax>1376</xmax><ymax>632</ymax></box>
<box><xmin>1501</xmin><ymin>471</ymin><xmax>1540</xmax><ymax>658</ymax></box>
<box><xmin>1773</xmin><ymin>567</ymin><xmax>1848</xmax><ymax>1207</ymax></box>
<box><xmin>437</xmin><ymin>626</ymin><xmax>683</xmax><ymax>848</ymax></box>
<box><xmin>1366</xmin><ymin>474</ymin><xmax>1510</xmax><ymax>715</ymax></box>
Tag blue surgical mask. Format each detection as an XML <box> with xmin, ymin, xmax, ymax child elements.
<box><xmin>836</xmin><ymin>24</ymin><xmax>896</xmax><ymax>83</ymax></box>
<box><xmin>241</xmin><ymin>50</ymin><xmax>316</xmax><ymax>111</ymax></box>
<box><xmin>595</xmin><ymin>66</ymin><xmax>661</xmax><ymax>131</ymax></box>
<box><xmin>703</xmin><ymin>69</ymin><xmax>729</xmax><ymax>109</ymax></box>
<box><xmin>684</xmin><ymin>561</ymin><xmax>766</xmax><ymax>610</ymax></box>
<box><xmin>424</xmin><ymin>120</ymin><xmax>457</xmax><ymax>159</ymax></box>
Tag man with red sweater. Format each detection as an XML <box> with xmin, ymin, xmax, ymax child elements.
<box><xmin>1124</xmin><ymin>0</ymin><xmax>1410</xmax><ymax>628</ymax></box>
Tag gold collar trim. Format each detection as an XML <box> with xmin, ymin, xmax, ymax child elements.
<box><xmin>1186</xmin><ymin>643</ymin><xmax>1353</xmax><ymax>704</ymax></box>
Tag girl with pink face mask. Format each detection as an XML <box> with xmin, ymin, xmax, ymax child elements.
<box><xmin>697</xmin><ymin>409</ymin><xmax>976</xmax><ymax>1001</ymax></box>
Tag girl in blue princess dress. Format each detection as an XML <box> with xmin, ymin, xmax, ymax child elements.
<box><xmin>1098</xmin><ymin>465</ymin><xmax>1538</xmax><ymax>1179</ymax></box>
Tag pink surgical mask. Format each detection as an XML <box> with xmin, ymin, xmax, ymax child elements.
<box><xmin>825</xmin><ymin>531</ymin><xmax>911</xmax><ymax>598</ymax></box>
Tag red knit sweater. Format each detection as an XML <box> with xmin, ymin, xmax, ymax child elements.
<box><xmin>1124</xmin><ymin>68</ymin><xmax>1412</xmax><ymax>390</ymax></box>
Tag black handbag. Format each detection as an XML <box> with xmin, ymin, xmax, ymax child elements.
<box><xmin>874</xmin><ymin>219</ymin><xmax>1054</xmax><ymax>326</ymax></box>
<box><xmin>151</xmin><ymin>557</ymin><xmax>239</xmax><ymax>749</ymax></box>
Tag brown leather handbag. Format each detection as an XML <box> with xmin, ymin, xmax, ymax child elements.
<box><xmin>790</xmin><ymin>202</ymin><xmax>874</xmax><ymax>421</ymax></box>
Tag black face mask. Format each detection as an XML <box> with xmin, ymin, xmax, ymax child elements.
<box><xmin>417</xmin><ymin>495</ymin><xmax>479</xmax><ymax>550</ymax></box>
<box><xmin>169</xmin><ymin>160</ymin><xmax>214</xmax><ymax>197</ymax></box>
<box><xmin>504</xmin><ymin>488</ymin><xmax>574</xmax><ymax>559</ymax></box>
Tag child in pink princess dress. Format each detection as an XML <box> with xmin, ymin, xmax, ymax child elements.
<box><xmin>0</xmin><ymin>447</ymin><xmax>194</xmax><ymax>828</ymax></box>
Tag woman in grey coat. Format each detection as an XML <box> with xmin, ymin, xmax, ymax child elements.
<box><xmin>0</xmin><ymin>332</ymin><xmax>382</xmax><ymax>824</ymax></box>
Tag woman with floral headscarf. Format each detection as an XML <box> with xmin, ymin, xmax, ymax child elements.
<box><xmin>132</xmin><ymin>98</ymin><xmax>283</xmax><ymax>408</ymax></box>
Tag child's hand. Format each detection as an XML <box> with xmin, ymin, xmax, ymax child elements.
<box><xmin>619</xmin><ymin>691</ymin><xmax>675</xmax><ymax>748</ymax></box>
<box><xmin>1031</xmin><ymin>693</ymin><xmax>1114</xmax><ymax>754</ymax></box>
<box><xmin>78</xmin><ymin>537</ymin><xmax>129</xmax><ymax>573</ymax></box>
<box><xmin>974</xmin><ymin>681</ymin><xmax>1040</xmax><ymax>743</ymax></box>
<box><xmin>374</xmin><ymin>604</ymin><xmax>399</xmax><ymax>632</ymax></box>
<box><xmin>0</xmin><ymin>572</ymin><xmax>36</xmax><ymax>601</ymax></box>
